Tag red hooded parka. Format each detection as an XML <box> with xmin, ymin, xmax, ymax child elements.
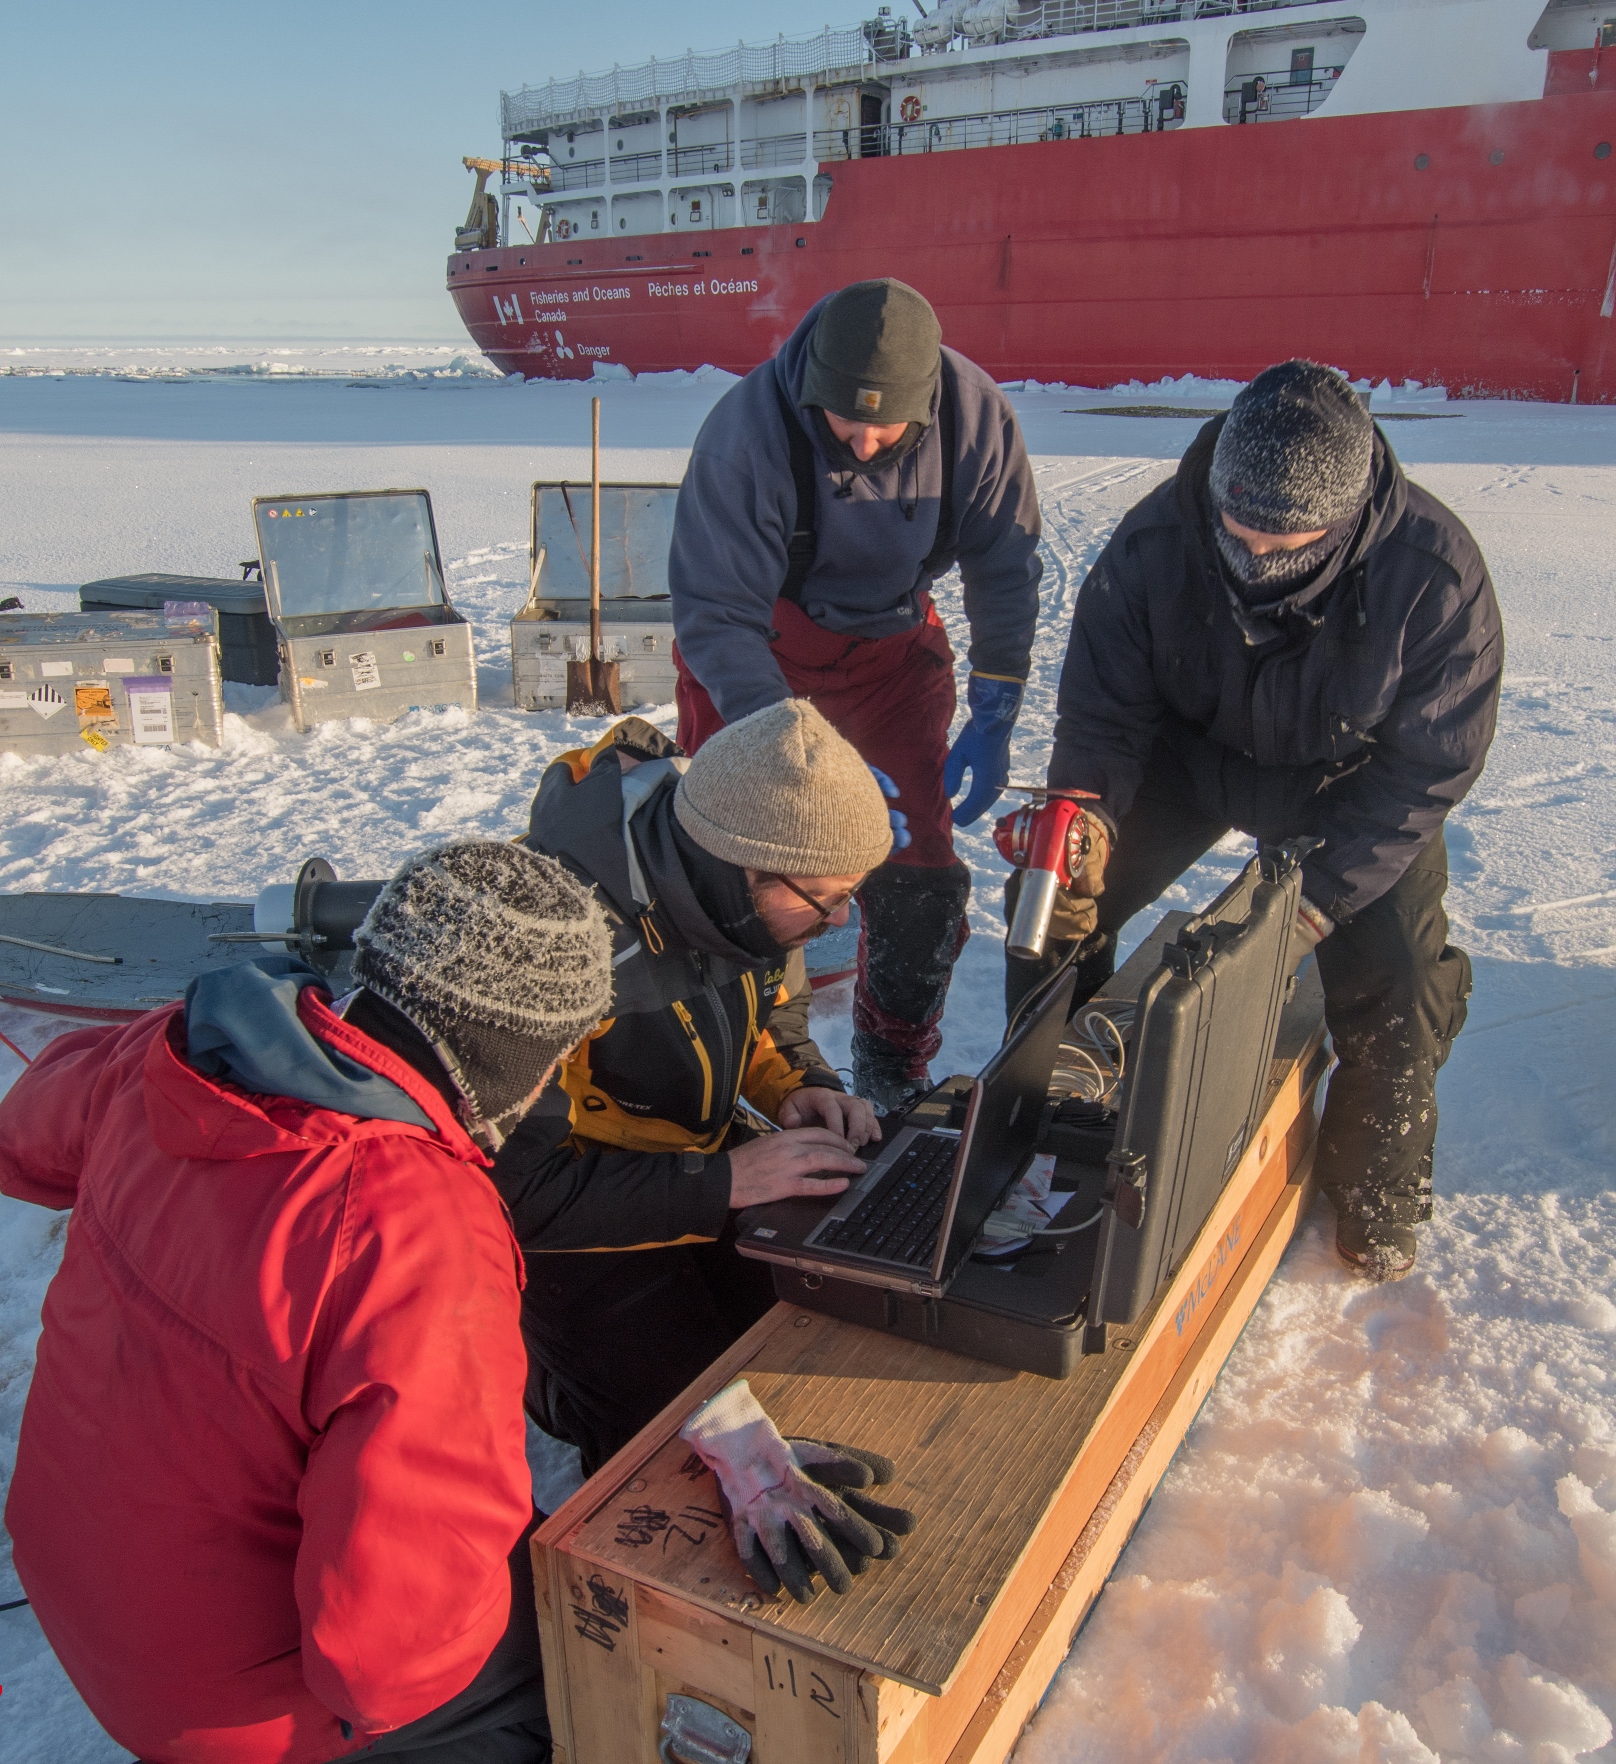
<box><xmin>0</xmin><ymin>984</ymin><xmax>533</xmax><ymax>1764</ymax></box>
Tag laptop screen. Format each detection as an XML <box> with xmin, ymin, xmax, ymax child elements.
<box><xmin>933</xmin><ymin>964</ymin><xmax>1078</xmax><ymax>1281</ymax></box>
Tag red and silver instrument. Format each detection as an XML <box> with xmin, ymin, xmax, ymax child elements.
<box><xmin>993</xmin><ymin>788</ymin><xmax>1100</xmax><ymax>961</ymax></box>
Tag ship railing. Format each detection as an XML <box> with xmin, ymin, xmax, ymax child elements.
<box><xmin>502</xmin><ymin>26</ymin><xmax>873</xmax><ymax>135</ymax></box>
<box><xmin>1221</xmin><ymin>65</ymin><xmax>1344</xmax><ymax>123</ymax></box>
<box><xmin>1001</xmin><ymin>0</ymin><xmax>1325</xmax><ymax>41</ymax></box>
<box><xmin>813</xmin><ymin>92</ymin><xmax>1172</xmax><ymax>160</ymax></box>
<box><xmin>610</xmin><ymin>151</ymin><xmax>663</xmax><ymax>184</ymax></box>
<box><xmin>552</xmin><ymin>159</ymin><xmax>606</xmax><ymax>191</ymax></box>
<box><xmin>669</xmin><ymin>142</ymin><xmax>735</xmax><ymax>176</ymax></box>
<box><xmin>497</xmin><ymin>0</ymin><xmax>1341</xmax><ymax>136</ymax></box>
<box><xmin>740</xmin><ymin>132</ymin><xmax>811</xmax><ymax>169</ymax></box>
<box><xmin>921</xmin><ymin>0</ymin><xmax>1325</xmax><ymax>49</ymax></box>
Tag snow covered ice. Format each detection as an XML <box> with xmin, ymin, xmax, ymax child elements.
<box><xmin>2</xmin><ymin>352</ymin><xmax>1615</xmax><ymax>1762</ymax></box>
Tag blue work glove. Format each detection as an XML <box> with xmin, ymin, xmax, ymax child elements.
<box><xmin>869</xmin><ymin>766</ymin><xmax>911</xmax><ymax>852</ymax></box>
<box><xmin>943</xmin><ymin>674</ymin><xmax>1024</xmax><ymax>826</ymax></box>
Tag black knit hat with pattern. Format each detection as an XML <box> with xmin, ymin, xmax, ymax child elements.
<box><xmin>801</xmin><ymin>279</ymin><xmax>942</xmax><ymax>426</ymax></box>
<box><xmin>352</xmin><ymin>839</ymin><xmax>611</xmax><ymax>1138</ymax></box>
<box><xmin>1210</xmin><ymin>360</ymin><xmax>1374</xmax><ymax>534</ymax></box>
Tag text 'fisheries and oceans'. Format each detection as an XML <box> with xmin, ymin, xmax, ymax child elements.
<box><xmin>502</xmin><ymin>280</ymin><xmax>762</xmax><ymax>324</ymax></box>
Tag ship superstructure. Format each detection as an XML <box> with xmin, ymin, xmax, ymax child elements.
<box><xmin>447</xmin><ymin>0</ymin><xmax>1616</xmax><ymax>397</ymax></box>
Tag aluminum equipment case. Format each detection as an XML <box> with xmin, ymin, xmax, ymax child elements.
<box><xmin>0</xmin><ymin>606</ymin><xmax>224</xmax><ymax>757</ymax></box>
<box><xmin>511</xmin><ymin>481</ymin><xmax>679</xmax><ymax>712</ymax></box>
<box><xmin>80</xmin><ymin>573</ymin><xmax>279</xmax><ymax>686</ymax></box>
<box><xmin>252</xmin><ymin>489</ymin><xmax>477</xmax><ymax>733</ymax></box>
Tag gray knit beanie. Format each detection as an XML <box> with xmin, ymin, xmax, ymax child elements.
<box><xmin>801</xmin><ymin>279</ymin><xmax>942</xmax><ymax>426</ymax></box>
<box><xmin>674</xmin><ymin>700</ymin><xmax>894</xmax><ymax>877</ymax></box>
<box><xmin>352</xmin><ymin>839</ymin><xmax>612</xmax><ymax>1136</ymax></box>
<box><xmin>1210</xmin><ymin>360</ymin><xmax>1374</xmax><ymax>534</ymax></box>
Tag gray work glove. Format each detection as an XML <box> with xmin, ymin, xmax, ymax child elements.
<box><xmin>680</xmin><ymin>1379</ymin><xmax>917</xmax><ymax>1604</ymax></box>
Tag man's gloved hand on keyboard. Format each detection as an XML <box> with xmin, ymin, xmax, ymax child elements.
<box><xmin>679</xmin><ymin>1379</ymin><xmax>917</xmax><ymax>1603</ymax></box>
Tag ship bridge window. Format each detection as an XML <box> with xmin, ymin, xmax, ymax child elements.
<box><xmin>1223</xmin><ymin>19</ymin><xmax>1365</xmax><ymax>124</ymax></box>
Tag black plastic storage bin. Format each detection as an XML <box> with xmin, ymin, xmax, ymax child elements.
<box><xmin>79</xmin><ymin>574</ymin><xmax>278</xmax><ymax>687</ymax></box>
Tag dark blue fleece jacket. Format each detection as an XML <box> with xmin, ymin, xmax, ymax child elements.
<box><xmin>184</xmin><ymin>956</ymin><xmax>432</xmax><ymax>1127</ymax></box>
<box><xmin>668</xmin><ymin>299</ymin><xmax>1042</xmax><ymax>723</ymax></box>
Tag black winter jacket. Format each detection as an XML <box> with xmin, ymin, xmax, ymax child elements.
<box><xmin>1049</xmin><ymin>421</ymin><xmax>1503</xmax><ymax>921</ymax></box>
<box><xmin>492</xmin><ymin>722</ymin><xmax>840</xmax><ymax>1255</ymax></box>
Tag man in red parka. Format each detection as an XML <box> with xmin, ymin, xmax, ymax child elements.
<box><xmin>0</xmin><ymin>840</ymin><xmax>613</xmax><ymax>1764</ymax></box>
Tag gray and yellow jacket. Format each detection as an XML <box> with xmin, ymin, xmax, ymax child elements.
<box><xmin>491</xmin><ymin>721</ymin><xmax>842</xmax><ymax>1254</ymax></box>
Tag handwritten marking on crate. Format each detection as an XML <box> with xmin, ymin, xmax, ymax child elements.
<box><xmin>569</xmin><ymin>1567</ymin><xmax>630</xmax><ymax>1652</ymax></box>
<box><xmin>761</xmin><ymin>1647</ymin><xmax>841</xmax><ymax>1718</ymax></box>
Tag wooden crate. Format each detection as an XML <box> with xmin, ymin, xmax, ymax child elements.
<box><xmin>533</xmin><ymin>956</ymin><xmax>1328</xmax><ymax>1764</ymax></box>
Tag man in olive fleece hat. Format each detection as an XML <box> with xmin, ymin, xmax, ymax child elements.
<box><xmin>668</xmin><ymin>278</ymin><xmax>1043</xmax><ymax>1113</ymax></box>
<box><xmin>494</xmin><ymin>703</ymin><xmax>896</xmax><ymax>1472</ymax></box>
<box><xmin>1011</xmin><ymin>360</ymin><xmax>1501</xmax><ymax>1281</ymax></box>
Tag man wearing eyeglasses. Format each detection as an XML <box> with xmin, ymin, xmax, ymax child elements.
<box><xmin>494</xmin><ymin>700</ymin><xmax>896</xmax><ymax>1473</ymax></box>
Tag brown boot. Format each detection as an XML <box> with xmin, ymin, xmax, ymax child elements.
<box><xmin>1336</xmin><ymin>1215</ymin><xmax>1417</xmax><ymax>1282</ymax></box>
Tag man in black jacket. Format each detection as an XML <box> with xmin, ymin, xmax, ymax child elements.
<box><xmin>1014</xmin><ymin>361</ymin><xmax>1501</xmax><ymax>1280</ymax></box>
<box><xmin>493</xmin><ymin>701</ymin><xmax>895</xmax><ymax>1472</ymax></box>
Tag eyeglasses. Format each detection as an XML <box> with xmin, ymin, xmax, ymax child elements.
<box><xmin>758</xmin><ymin>873</ymin><xmax>859</xmax><ymax>934</ymax></box>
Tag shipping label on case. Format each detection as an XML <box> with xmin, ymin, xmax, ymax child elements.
<box><xmin>40</xmin><ymin>660</ymin><xmax>74</xmax><ymax>678</ymax></box>
<box><xmin>126</xmin><ymin>675</ymin><xmax>175</xmax><ymax>746</ymax></box>
<box><xmin>349</xmin><ymin>652</ymin><xmax>381</xmax><ymax>692</ymax></box>
<box><xmin>29</xmin><ymin>685</ymin><xmax>66</xmax><ymax>720</ymax></box>
<box><xmin>75</xmin><ymin>684</ymin><xmax>115</xmax><ymax>721</ymax></box>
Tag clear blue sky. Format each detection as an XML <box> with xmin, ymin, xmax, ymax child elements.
<box><xmin>1</xmin><ymin>0</ymin><xmax>842</xmax><ymax>342</ymax></box>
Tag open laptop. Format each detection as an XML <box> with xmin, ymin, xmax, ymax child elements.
<box><xmin>736</xmin><ymin>963</ymin><xmax>1078</xmax><ymax>1299</ymax></box>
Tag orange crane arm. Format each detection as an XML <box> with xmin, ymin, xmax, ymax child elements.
<box><xmin>463</xmin><ymin>155</ymin><xmax>552</xmax><ymax>188</ymax></box>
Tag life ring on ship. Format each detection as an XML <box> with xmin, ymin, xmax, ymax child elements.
<box><xmin>900</xmin><ymin>95</ymin><xmax>922</xmax><ymax>123</ymax></box>
<box><xmin>555</xmin><ymin>218</ymin><xmax>572</xmax><ymax>239</ymax></box>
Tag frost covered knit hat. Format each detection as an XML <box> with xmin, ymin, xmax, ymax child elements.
<box><xmin>1210</xmin><ymin>360</ymin><xmax>1374</xmax><ymax>534</ymax></box>
<box><xmin>352</xmin><ymin>839</ymin><xmax>612</xmax><ymax>1135</ymax></box>
<box><xmin>674</xmin><ymin>699</ymin><xmax>894</xmax><ymax>877</ymax></box>
<box><xmin>801</xmin><ymin>279</ymin><xmax>942</xmax><ymax>426</ymax></box>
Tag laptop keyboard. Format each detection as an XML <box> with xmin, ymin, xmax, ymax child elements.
<box><xmin>812</xmin><ymin>1133</ymin><xmax>959</xmax><ymax>1269</ymax></box>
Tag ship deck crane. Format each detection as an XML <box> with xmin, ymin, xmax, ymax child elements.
<box><xmin>457</xmin><ymin>155</ymin><xmax>552</xmax><ymax>252</ymax></box>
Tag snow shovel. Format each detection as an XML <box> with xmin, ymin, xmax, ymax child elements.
<box><xmin>565</xmin><ymin>397</ymin><xmax>623</xmax><ymax>717</ymax></box>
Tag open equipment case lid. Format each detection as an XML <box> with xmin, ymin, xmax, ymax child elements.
<box><xmin>1085</xmin><ymin>850</ymin><xmax>1302</xmax><ymax>1335</ymax></box>
<box><xmin>253</xmin><ymin>490</ymin><xmax>451</xmax><ymax>625</ymax></box>
<box><xmin>527</xmin><ymin>481</ymin><xmax>679</xmax><ymax>604</ymax></box>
